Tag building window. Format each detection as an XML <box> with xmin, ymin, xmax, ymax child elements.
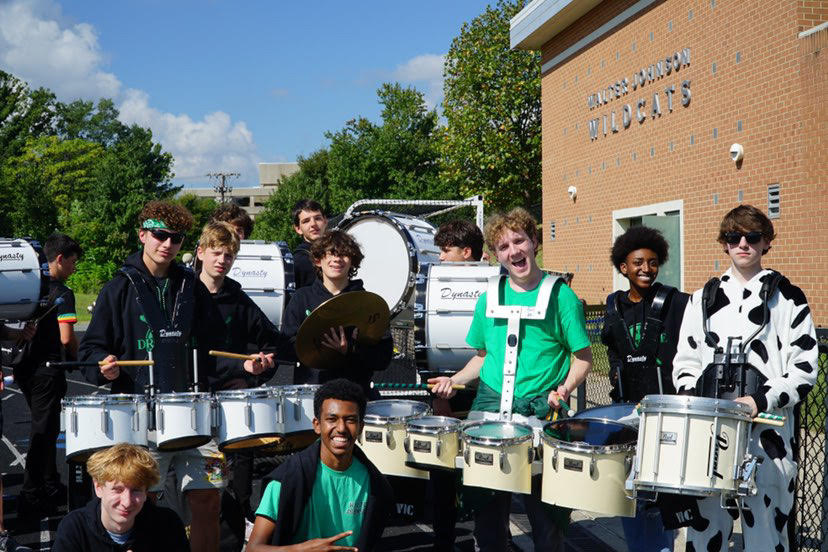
<box><xmin>233</xmin><ymin>197</ymin><xmax>250</xmax><ymax>207</ymax></box>
<box><xmin>549</xmin><ymin>222</ymin><xmax>556</xmax><ymax>241</ymax></box>
<box><xmin>768</xmin><ymin>184</ymin><xmax>781</xmax><ymax>218</ymax></box>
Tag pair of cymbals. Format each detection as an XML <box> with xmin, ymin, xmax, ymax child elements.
<box><xmin>295</xmin><ymin>291</ymin><xmax>390</xmax><ymax>370</ymax></box>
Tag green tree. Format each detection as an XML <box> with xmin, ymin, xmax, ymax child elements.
<box><xmin>55</xmin><ymin>98</ymin><xmax>125</xmax><ymax>146</ymax></box>
<box><xmin>441</xmin><ymin>0</ymin><xmax>541</xmax><ymax>211</ymax></box>
<box><xmin>176</xmin><ymin>193</ymin><xmax>219</xmax><ymax>252</ymax></box>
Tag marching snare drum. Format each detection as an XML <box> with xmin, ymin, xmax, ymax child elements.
<box><xmin>540</xmin><ymin>419</ymin><xmax>638</xmax><ymax>517</ymax></box>
<box><xmin>0</xmin><ymin>238</ymin><xmax>49</xmax><ymax>321</ymax></box>
<box><xmin>413</xmin><ymin>262</ymin><xmax>501</xmax><ymax>372</ymax></box>
<box><xmin>62</xmin><ymin>394</ymin><xmax>149</xmax><ymax>461</ymax></box>
<box><xmin>280</xmin><ymin>384</ymin><xmax>320</xmax><ymax>446</ymax></box>
<box><xmin>461</xmin><ymin>421</ymin><xmax>534</xmax><ymax>494</ymax></box>
<box><xmin>633</xmin><ymin>394</ymin><xmax>755</xmax><ymax>497</ymax></box>
<box><xmin>405</xmin><ymin>416</ymin><xmax>462</xmax><ymax>470</ymax></box>
<box><xmin>153</xmin><ymin>392</ymin><xmax>213</xmax><ymax>451</ymax></box>
<box><xmin>214</xmin><ymin>387</ymin><xmax>282</xmax><ymax>451</ymax></box>
<box><xmin>360</xmin><ymin>400</ymin><xmax>431</xmax><ymax>479</ymax></box>
<box><xmin>338</xmin><ymin>212</ymin><xmax>440</xmax><ymax>316</ymax></box>
<box><xmin>231</xmin><ymin>241</ymin><xmax>295</xmax><ymax>329</ymax></box>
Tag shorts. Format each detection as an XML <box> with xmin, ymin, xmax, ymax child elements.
<box><xmin>150</xmin><ymin>439</ymin><xmax>227</xmax><ymax>493</ymax></box>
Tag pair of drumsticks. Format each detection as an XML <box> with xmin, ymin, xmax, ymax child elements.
<box><xmin>46</xmin><ymin>349</ymin><xmax>255</xmax><ymax>369</ymax></box>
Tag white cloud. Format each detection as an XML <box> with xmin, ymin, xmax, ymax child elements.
<box><xmin>0</xmin><ymin>0</ymin><xmax>261</xmax><ymax>185</ymax></box>
<box><xmin>392</xmin><ymin>53</ymin><xmax>446</xmax><ymax>110</ymax></box>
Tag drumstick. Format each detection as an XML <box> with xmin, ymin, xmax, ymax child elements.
<box><xmin>557</xmin><ymin>398</ymin><xmax>575</xmax><ymax>417</ymax></box>
<box><xmin>209</xmin><ymin>350</ymin><xmax>257</xmax><ymax>361</ymax></box>
<box><xmin>44</xmin><ymin>360</ymin><xmax>155</xmax><ymax>368</ymax></box>
<box><xmin>752</xmin><ymin>416</ymin><xmax>785</xmax><ymax>427</ymax></box>
<box><xmin>756</xmin><ymin>411</ymin><xmax>785</xmax><ymax>422</ymax></box>
<box><xmin>370</xmin><ymin>382</ymin><xmax>467</xmax><ymax>390</ymax></box>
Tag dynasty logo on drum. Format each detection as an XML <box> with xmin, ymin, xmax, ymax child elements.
<box><xmin>440</xmin><ymin>287</ymin><xmax>483</xmax><ymax>301</ymax></box>
<box><xmin>709</xmin><ymin>427</ymin><xmax>730</xmax><ymax>480</ymax></box>
<box><xmin>0</xmin><ymin>252</ymin><xmax>25</xmax><ymax>262</ymax></box>
<box><xmin>231</xmin><ymin>267</ymin><xmax>268</xmax><ymax>278</ymax></box>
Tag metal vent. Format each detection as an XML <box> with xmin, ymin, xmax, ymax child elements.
<box><xmin>768</xmin><ymin>184</ymin><xmax>781</xmax><ymax>218</ymax></box>
<box><xmin>549</xmin><ymin>221</ymin><xmax>556</xmax><ymax>241</ymax></box>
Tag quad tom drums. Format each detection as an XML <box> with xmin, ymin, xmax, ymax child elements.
<box><xmin>339</xmin><ymin>211</ymin><xmax>440</xmax><ymax>316</ymax></box>
<box><xmin>232</xmin><ymin>241</ymin><xmax>294</xmax><ymax>330</ymax></box>
<box><xmin>0</xmin><ymin>238</ymin><xmax>49</xmax><ymax>321</ymax></box>
<box><xmin>214</xmin><ymin>387</ymin><xmax>283</xmax><ymax>451</ymax></box>
<box><xmin>632</xmin><ymin>394</ymin><xmax>757</xmax><ymax>497</ymax></box>
<box><xmin>540</xmin><ymin>419</ymin><xmax>637</xmax><ymax>517</ymax></box>
<box><xmin>360</xmin><ymin>400</ymin><xmax>431</xmax><ymax>479</ymax></box>
<box><xmin>461</xmin><ymin>421</ymin><xmax>534</xmax><ymax>494</ymax></box>
<box><xmin>62</xmin><ymin>394</ymin><xmax>149</xmax><ymax>461</ymax></box>
<box><xmin>153</xmin><ymin>392</ymin><xmax>213</xmax><ymax>451</ymax></box>
<box><xmin>404</xmin><ymin>416</ymin><xmax>462</xmax><ymax>470</ymax></box>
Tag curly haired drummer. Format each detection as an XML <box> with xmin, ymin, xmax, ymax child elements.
<box><xmin>430</xmin><ymin>207</ymin><xmax>592</xmax><ymax>551</ymax></box>
<box><xmin>672</xmin><ymin>205</ymin><xmax>818</xmax><ymax>552</ymax></box>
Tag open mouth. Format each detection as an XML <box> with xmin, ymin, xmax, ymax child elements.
<box><xmin>512</xmin><ymin>257</ymin><xmax>528</xmax><ymax>270</ymax></box>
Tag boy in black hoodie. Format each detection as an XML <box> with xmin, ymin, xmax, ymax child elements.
<box><xmin>282</xmin><ymin>231</ymin><xmax>392</xmax><ymax>398</ymax></box>
<box><xmin>291</xmin><ymin>199</ymin><xmax>328</xmax><ymax>289</ymax></box>
<box><xmin>53</xmin><ymin>443</ymin><xmax>189</xmax><ymax>552</ymax></box>
<box><xmin>79</xmin><ymin>201</ymin><xmax>224</xmax><ymax>552</ymax></box>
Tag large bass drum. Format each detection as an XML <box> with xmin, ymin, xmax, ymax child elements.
<box><xmin>0</xmin><ymin>238</ymin><xmax>49</xmax><ymax>321</ymax></box>
<box><xmin>413</xmin><ymin>262</ymin><xmax>501</xmax><ymax>372</ymax></box>
<box><xmin>231</xmin><ymin>241</ymin><xmax>294</xmax><ymax>330</ymax></box>
<box><xmin>338</xmin><ymin>212</ymin><xmax>440</xmax><ymax>316</ymax></box>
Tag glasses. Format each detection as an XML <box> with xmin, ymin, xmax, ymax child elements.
<box><xmin>724</xmin><ymin>231</ymin><xmax>763</xmax><ymax>245</ymax></box>
<box><xmin>149</xmin><ymin>229</ymin><xmax>184</xmax><ymax>244</ymax></box>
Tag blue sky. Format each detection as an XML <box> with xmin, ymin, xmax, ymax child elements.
<box><xmin>0</xmin><ymin>0</ymin><xmax>492</xmax><ymax>186</ymax></box>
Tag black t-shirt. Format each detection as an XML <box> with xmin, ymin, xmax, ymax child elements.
<box><xmin>28</xmin><ymin>279</ymin><xmax>76</xmax><ymax>376</ymax></box>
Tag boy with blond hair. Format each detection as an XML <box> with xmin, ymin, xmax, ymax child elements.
<box><xmin>53</xmin><ymin>443</ymin><xmax>189</xmax><ymax>551</ymax></box>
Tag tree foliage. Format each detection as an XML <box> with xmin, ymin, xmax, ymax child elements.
<box><xmin>441</xmin><ymin>0</ymin><xmax>541</xmax><ymax>212</ymax></box>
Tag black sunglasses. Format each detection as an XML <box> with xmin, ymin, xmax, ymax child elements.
<box><xmin>149</xmin><ymin>229</ymin><xmax>185</xmax><ymax>244</ymax></box>
<box><xmin>724</xmin><ymin>231</ymin><xmax>763</xmax><ymax>245</ymax></box>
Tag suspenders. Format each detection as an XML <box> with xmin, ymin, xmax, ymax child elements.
<box><xmin>485</xmin><ymin>274</ymin><xmax>560</xmax><ymax>420</ymax></box>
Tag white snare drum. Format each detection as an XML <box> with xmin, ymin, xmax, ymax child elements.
<box><xmin>405</xmin><ymin>416</ymin><xmax>462</xmax><ymax>470</ymax></box>
<box><xmin>62</xmin><ymin>394</ymin><xmax>148</xmax><ymax>461</ymax></box>
<box><xmin>339</xmin><ymin>212</ymin><xmax>440</xmax><ymax>316</ymax></box>
<box><xmin>214</xmin><ymin>387</ymin><xmax>282</xmax><ymax>451</ymax></box>
<box><xmin>413</xmin><ymin>263</ymin><xmax>501</xmax><ymax>372</ymax></box>
<box><xmin>231</xmin><ymin>241</ymin><xmax>294</xmax><ymax>330</ymax></box>
<box><xmin>540</xmin><ymin>419</ymin><xmax>637</xmax><ymax>517</ymax></box>
<box><xmin>633</xmin><ymin>394</ymin><xmax>755</xmax><ymax>497</ymax></box>
<box><xmin>461</xmin><ymin>421</ymin><xmax>534</xmax><ymax>494</ymax></box>
<box><xmin>360</xmin><ymin>400</ymin><xmax>431</xmax><ymax>479</ymax></box>
<box><xmin>280</xmin><ymin>384</ymin><xmax>320</xmax><ymax>435</ymax></box>
<box><xmin>0</xmin><ymin>238</ymin><xmax>49</xmax><ymax>321</ymax></box>
<box><xmin>153</xmin><ymin>392</ymin><xmax>212</xmax><ymax>451</ymax></box>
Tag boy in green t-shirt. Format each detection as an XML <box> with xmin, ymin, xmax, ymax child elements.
<box><xmin>430</xmin><ymin>207</ymin><xmax>592</xmax><ymax>552</ymax></box>
<box><xmin>247</xmin><ymin>379</ymin><xmax>393</xmax><ymax>551</ymax></box>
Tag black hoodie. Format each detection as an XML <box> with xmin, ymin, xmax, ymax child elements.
<box><xmin>79</xmin><ymin>251</ymin><xmax>221</xmax><ymax>394</ymax></box>
<box><xmin>282</xmin><ymin>278</ymin><xmax>393</xmax><ymax>395</ymax></box>
<box><xmin>292</xmin><ymin>240</ymin><xmax>317</xmax><ymax>289</ymax></box>
<box><xmin>52</xmin><ymin>496</ymin><xmax>189</xmax><ymax>552</ymax></box>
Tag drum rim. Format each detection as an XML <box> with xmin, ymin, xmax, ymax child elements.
<box><xmin>215</xmin><ymin>387</ymin><xmax>281</xmax><ymax>399</ymax></box>
<box><xmin>573</xmin><ymin>402</ymin><xmax>637</xmax><ymax>418</ymax></box>
<box><xmin>62</xmin><ymin>393</ymin><xmax>148</xmax><ymax>406</ymax></box>
<box><xmin>639</xmin><ymin>394</ymin><xmax>753</xmax><ymax>418</ymax></box>
<box><xmin>540</xmin><ymin>420</ymin><xmax>637</xmax><ymax>453</ymax></box>
<box><xmin>155</xmin><ymin>392</ymin><xmax>212</xmax><ymax>403</ymax></box>
<box><xmin>461</xmin><ymin>421</ymin><xmax>534</xmax><ymax>447</ymax></box>
<box><xmin>282</xmin><ymin>384</ymin><xmax>321</xmax><ymax>397</ymax></box>
<box><xmin>364</xmin><ymin>399</ymin><xmax>431</xmax><ymax>423</ymax></box>
<box><xmin>406</xmin><ymin>415</ymin><xmax>462</xmax><ymax>434</ymax></box>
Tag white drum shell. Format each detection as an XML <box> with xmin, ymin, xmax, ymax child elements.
<box><xmin>405</xmin><ymin>418</ymin><xmax>461</xmax><ymax>470</ymax></box>
<box><xmin>232</xmin><ymin>241</ymin><xmax>294</xmax><ymax>329</ymax></box>
<box><xmin>62</xmin><ymin>395</ymin><xmax>149</xmax><ymax>460</ymax></box>
<box><xmin>154</xmin><ymin>393</ymin><xmax>213</xmax><ymax>451</ymax></box>
<box><xmin>0</xmin><ymin>238</ymin><xmax>45</xmax><ymax>321</ymax></box>
<box><xmin>461</xmin><ymin>422</ymin><xmax>534</xmax><ymax>495</ymax></box>
<box><xmin>214</xmin><ymin>388</ymin><xmax>282</xmax><ymax>450</ymax></box>
<box><xmin>281</xmin><ymin>385</ymin><xmax>319</xmax><ymax>435</ymax></box>
<box><xmin>361</xmin><ymin>421</ymin><xmax>429</xmax><ymax>480</ymax></box>
<box><xmin>540</xmin><ymin>442</ymin><xmax>636</xmax><ymax>517</ymax></box>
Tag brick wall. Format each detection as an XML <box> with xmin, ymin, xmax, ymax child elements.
<box><xmin>537</xmin><ymin>0</ymin><xmax>828</xmax><ymax>325</ymax></box>
<box><xmin>797</xmin><ymin>0</ymin><xmax>828</xmax><ymax>32</ymax></box>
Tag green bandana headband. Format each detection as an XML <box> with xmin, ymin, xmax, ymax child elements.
<box><xmin>142</xmin><ymin>219</ymin><xmax>170</xmax><ymax>230</ymax></box>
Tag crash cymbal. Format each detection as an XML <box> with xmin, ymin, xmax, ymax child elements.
<box><xmin>295</xmin><ymin>291</ymin><xmax>390</xmax><ymax>370</ymax></box>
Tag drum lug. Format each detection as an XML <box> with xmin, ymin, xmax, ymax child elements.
<box><xmin>436</xmin><ymin>440</ymin><xmax>441</xmax><ymax>458</ymax></box>
<box><xmin>551</xmin><ymin>448</ymin><xmax>558</xmax><ymax>471</ymax></box>
<box><xmin>101</xmin><ymin>407</ymin><xmax>108</xmax><ymax>434</ymax></box>
<box><xmin>589</xmin><ymin>457</ymin><xmax>596</xmax><ymax>478</ymax></box>
<box><xmin>358</xmin><ymin>431</ymin><xmax>363</xmax><ymax>445</ymax></box>
<box><xmin>404</xmin><ymin>435</ymin><xmax>410</xmax><ymax>454</ymax></box>
<box><xmin>133</xmin><ymin>408</ymin><xmax>140</xmax><ymax>432</ymax></box>
<box><xmin>71</xmin><ymin>410</ymin><xmax>78</xmax><ymax>434</ymax></box>
<box><xmin>294</xmin><ymin>401</ymin><xmax>301</xmax><ymax>421</ymax></box>
<box><xmin>386</xmin><ymin>431</ymin><xmax>393</xmax><ymax>449</ymax></box>
<box><xmin>625</xmin><ymin>454</ymin><xmax>633</xmax><ymax>476</ymax></box>
<box><xmin>527</xmin><ymin>446</ymin><xmax>534</xmax><ymax>465</ymax></box>
<box><xmin>158</xmin><ymin>407</ymin><xmax>165</xmax><ymax>433</ymax></box>
<box><xmin>499</xmin><ymin>450</ymin><xmax>506</xmax><ymax>472</ymax></box>
<box><xmin>191</xmin><ymin>404</ymin><xmax>198</xmax><ymax>430</ymax></box>
<box><xmin>245</xmin><ymin>399</ymin><xmax>252</xmax><ymax>428</ymax></box>
<box><xmin>464</xmin><ymin>446</ymin><xmax>470</xmax><ymax>466</ymax></box>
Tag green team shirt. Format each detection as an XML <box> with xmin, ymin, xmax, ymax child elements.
<box><xmin>255</xmin><ymin>457</ymin><xmax>370</xmax><ymax>546</ymax></box>
<box><xmin>467</xmin><ymin>274</ymin><xmax>591</xmax><ymax>399</ymax></box>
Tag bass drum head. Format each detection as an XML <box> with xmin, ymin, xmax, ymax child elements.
<box><xmin>0</xmin><ymin>238</ymin><xmax>49</xmax><ymax>321</ymax></box>
<box><xmin>232</xmin><ymin>240</ymin><xmax>294</xmax><ymax>329</ymax></box>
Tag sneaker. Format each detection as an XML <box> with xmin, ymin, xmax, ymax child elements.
<box><xmin>0</xmin><ymin>531</ymin><xmax>33</xmax><ymax>552</ymax></box>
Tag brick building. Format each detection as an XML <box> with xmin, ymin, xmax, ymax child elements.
<box><xmin>511</xmin><ymin>0</ymin><xmax>827</xmax><ymax>325</ymax></box>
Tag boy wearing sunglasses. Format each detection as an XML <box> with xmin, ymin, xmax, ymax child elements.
<box><xmin>80</xmin><ymin>200</ymin><xmax>226</xmax><ymax>552</ymax></box>
<box><xmin>672</xmin><ymin>205</ymin><xmax>817</xmax><ymax>552</ymax></box>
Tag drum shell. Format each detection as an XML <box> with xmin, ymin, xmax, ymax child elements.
<box><xmin>232</xmin><ymin>241</ymin><xmax>294</xmax><ymax>330</ymax></box>
<box><xmin>633</xmin><ymin>395</ymin><xmax>752</xmax><ymax>497</ymax></box>
<box><xmin>461</xmin><ymin>422</ymin><xmax>534</xmax><ymax>494</ymax></box>
<box><xmin>360</xmin><ymin>400</ymin><xmax>431</xmax><ymax>479</ymax></box>
<box><xmin>153</xmin><ymin>392</ymin><xmax>213</xmax><ymax>451</ymax></box>
<box><xmin>214</xmin><ymin>387</ymin><xmax>282</xmax><ymax>451</ymax></box>
<box><xmin>0</xmin><ymin>238</ymin><xmax>48</xmax><ymax>321</ymax></box>
<box><xmin>62</xmin><ymin>395</ymin><xmax>149</xmax><ymax>461</ymax></box>
<box><xmin>405</xmin><ymin>417</ymin><xmax>461</xmax><ymax>470</ymax></box>
<box><xmin>280</xmin><ymin>385</ymin><xmax>319</xmax><ymax>435</ymax></box>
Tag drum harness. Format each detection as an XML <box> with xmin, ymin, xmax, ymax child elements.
<box><xmin>605</xmin><ymin>285</ymin><xmax>675</xmax><ymax>402</ymax></box>
<box><xmin>485</xmin><ymin>273</ymin><xmax>560</xmax><ymax>423</ymax></box>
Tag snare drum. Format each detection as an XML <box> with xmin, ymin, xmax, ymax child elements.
<box><xmin>153</xmin><ymin>392</ymin><xmax>212</xmax><ymax>451</ymax></box>
<box><xmin>633</xmin><ymin>394</ymin><xmax>753</xmax><ymax>497</ymax></box>
<box><xmin>405</xmin><ymin>416</ymin><xmax>462</xmax><ymax>470</ymax></box>
<box><xmin>0</xmin><ymin>238</ymin><xmax>49</xmax><ymax>321</ymax></box>
<box><xmin>413</xmin><ymin>263</ymin><xmax>501</xmax><ymax>372</ymax></box>
<box><xmin>231</xmin><ymin>241</ymin><xmax>294</xmax><ymax>329</ymax></box>
<box><xmin>339</xmin><ymin>212</ymin><xmax>440</xmax><ymax>316</ymax></box>
<box><xmin>360</xmin><ymin>400</ymin><xmax>431</xmax><ymax>479</ymax></box>
<box><xmin>461</xmin><ymin>421</ymin><xmax>534</xmax><ymax>494</ymax></box>
<box><xmin>62</xmin><ymin>394</ymin><xmax>148</xmax><ymax>461</ymax></box>
<box><xmin>540</xmin><ymin>419</ymin><xmax>637</xmax><ymax>517</ymax></box>
<box><xmin>214</xmin><ymin>387</ymin><xmax>282</xmax><ymax>451</ymax></box>
<box><xmin>280</xmin><ymin>384</ymin><xmax>320</xmax><ymax>444</ymax></box>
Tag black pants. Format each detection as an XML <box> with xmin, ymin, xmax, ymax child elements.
<box><xmin>430</xmin><ymin>469</ymin><xmax>459</xmax><ymax>551</ymax></box>
<box><xmin>20</xmin><ymin>373</ymin><xmax>66</xmax><ymax>496</ymax></box>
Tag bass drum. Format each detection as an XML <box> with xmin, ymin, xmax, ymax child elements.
<box><xmin>0</xmin><ymin>238</ymin><xmax>49</xmax><ymax>321</ymax></box>
<box><xmin>231</xmin><ymin>241</ymin><xmax>295</xmax><ymax>330</ymax></box>
<box><xmin>338</xmin><ymin>212</ymin><xmax>440</xmax><ymax>316</ymax></box>
<box><xmin>414</xmin><ymin>262</ymin><xmax>501</xmax><ymax>372</ymax></box>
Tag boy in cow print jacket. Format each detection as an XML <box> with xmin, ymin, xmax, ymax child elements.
<box><xmin>673</xmin><ymin>205</ymin><xmax>818</xmax><ymax>552</ymax></box>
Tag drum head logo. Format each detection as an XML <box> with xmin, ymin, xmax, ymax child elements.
<box><xmin>715</xmin><ymin>429</ymin><xmax>729</xmax><ymax>450</ymax></box>
<box><xmin>0</xmin><ymin>252</ymin><xmax>25</xmax><ymax>262</ymax></box>
<box><xmin>440</xmin><ymin>287</ymin><xmax>483</xmax><ymax>301</ymax></box>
